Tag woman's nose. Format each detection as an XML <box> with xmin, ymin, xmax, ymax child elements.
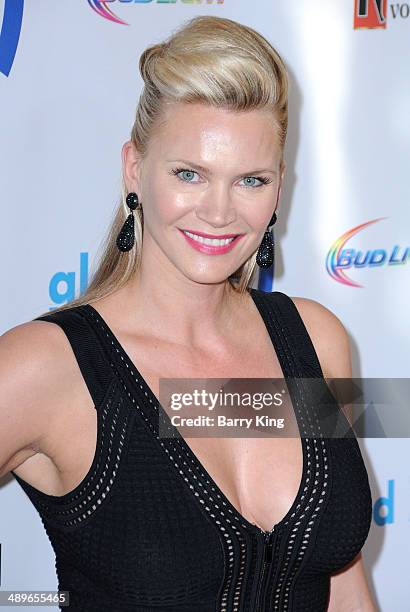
<box><xmin>194</xmin><ymin>183</ymin><xmax>237</xmax><ymax>229</ymax></box>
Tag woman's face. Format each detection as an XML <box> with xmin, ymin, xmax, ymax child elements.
<box><xmin>123</xmin><ymin>101</ymin><xmax>285</xmax><ymax>286</ymax></box>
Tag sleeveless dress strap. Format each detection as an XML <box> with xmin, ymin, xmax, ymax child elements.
<box><xmin>33</xmin><ymin>306</ymin><xmax>114</xmax><ymax>408</ymax></box>
<box><xmin>263</xmin><ymin>290</ymin><xmax>355</xmax><ymax>438</ymax></box>
<box><xmin>266</xmin><ymin>291</ymin><xmax>325</xmax><ymax>378</ymax></box>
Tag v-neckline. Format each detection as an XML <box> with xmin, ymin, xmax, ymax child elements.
<box><xmin>81</xmin><ymin>287</ymin><xmax>308</xmax><ymax>538</ymax></box>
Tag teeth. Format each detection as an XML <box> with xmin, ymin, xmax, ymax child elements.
<box><xmin>183</xmin><ymin>230</ymin><xmax>236</xmax><ymax>246</ymax></box>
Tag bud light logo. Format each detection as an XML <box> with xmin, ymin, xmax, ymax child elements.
<box><xmin>354</xmin><ymin>0</ymin><xmax>387</xmax><ymax>28</ymax></box>
<box><xmin>87</xmin><ymin>1</ymin><xmax>129</xmax><ymax>25</ymax></box>
<box><xmin>88</xmin><ymin>0</ymin><xmax>225</xmax><ymax>26</ymax></box>
<box><xmin>0</xmin><ymin>0</ymin><xmax>25</xmax><ymax>77</ymax></box>
<box><xmin>326</xmin><ymin>218</ymin><xmax>410</xmax><ymax>287</ymax></box>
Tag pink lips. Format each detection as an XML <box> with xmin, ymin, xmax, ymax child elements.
<box><xmin>178</xmin><ymin>228</ymin><xmax>243</xmax><ymax>255</ymax></box>
<box><xmin>180</xmin><ymin>229</ymin><xmax>240</xmax><ymax>239</ymax></box>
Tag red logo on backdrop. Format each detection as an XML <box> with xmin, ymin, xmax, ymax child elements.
<box><xmin>354</xmin><ymin>0</ymin><xmax>387</xmax><ymax>28</ymax></box>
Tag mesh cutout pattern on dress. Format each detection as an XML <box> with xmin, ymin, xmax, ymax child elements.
<box><xmin>268</xmin><ymin>439</ymin><xmax>330</xmax><ymax>611</ymax></box>
<box><xmin>158</xmin><ymin>437</ymin><xmax>251</xmax><ymax>612</ymax></box>
<box><xmin>12</xmin><ymin>377</ymin><xmax>131</xmax><ymax>531</ymax></box>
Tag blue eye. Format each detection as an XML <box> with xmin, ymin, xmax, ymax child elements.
<box><xmin>170</xmin><ymin>168</ymin><xmax>199</xmax><ymax>183</ymax></box>
<box><xmin>242</xmin><ymin>177</ymin><xmax>258</xmax><ymax>187</ymax></box>
<box><xmin>240</xmin><ymin>176</ymin><xmax>272</xmax><ymax>188</ymax></box>
<box><xmin>169</xmin><ymin>167</ymin><xmax>272</xmax><ymax>188</ymax></box>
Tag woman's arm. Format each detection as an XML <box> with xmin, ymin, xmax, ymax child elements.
<box><xmin>291</xmin><ymin>297</ymin><xmax>377</xmax><ymax>612</ymax></box>
<box><xmin>327</xmin><ymin>552</ymin><xmax>377</xmax><ymax>612</ymax></box>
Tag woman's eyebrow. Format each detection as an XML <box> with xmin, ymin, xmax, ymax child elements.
<box><xmin>167</xmin><ymin>159</ymin><xmax>278</xmax><ymax>176</ymax></box>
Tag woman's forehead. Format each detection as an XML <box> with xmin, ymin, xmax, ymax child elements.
<box><xmin>149</xmin><ymin>102</ymin><xmax>281</xmax><ymax>161</ymax></box>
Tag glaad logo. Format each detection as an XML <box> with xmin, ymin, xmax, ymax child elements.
<box><xmin>88</xmin><ymin>0</ymin><xmax>225</xmax><ymax>26</ymax></box>
<box><xmin>49</xmin><ymin>253</ymin><xmax>89</xmax><ymax>308</ymax></box>
<box><xmin>0</xmin><ymin>0</ymin><xmax>25</xmax><ymax>77</ymax></box>
<box><xmin>326</xmin><ymin>217</ymin><xmax>410</xmax><ymax>287</ymax></box>
<box><xmin>373</xmin><ymin>479</ymin><xmax>394</xmax><ymax>526</ymax></box>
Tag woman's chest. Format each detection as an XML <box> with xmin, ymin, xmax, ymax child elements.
<box><xmin>133</xmin><ymin>344</ymin><xmax>304</xmax><ymax>533</ymax></box>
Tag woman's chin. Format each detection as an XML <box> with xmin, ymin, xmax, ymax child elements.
<box><xmin>179</xmin><ymin>267</ymin><xmax>239</xmax><ymax>287</ymax></box>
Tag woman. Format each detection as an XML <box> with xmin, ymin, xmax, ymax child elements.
<box><xmin>0</xmin><ymin>15</ymin><xmax>375</xmax><ymax>612</ymax></box>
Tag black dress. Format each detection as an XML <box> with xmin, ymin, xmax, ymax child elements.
<box><xmin>11</xmin><ymin>288</ymin><xmax>372</xmax><ymax>611</ymax></box>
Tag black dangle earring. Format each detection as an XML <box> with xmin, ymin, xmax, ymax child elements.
<box><xmin>116</xmin><ymin>192</ymin><xmax>142</xmax><ymax>252</ymax></box>
<box><xmin>256</xmin><ymin>211</ymin><xmax>277</xmax><ymax>268</ymax></box>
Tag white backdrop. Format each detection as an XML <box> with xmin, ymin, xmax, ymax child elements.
<box><xmin>1</xmin><ymin>1</ymin><xmax>409</xmax><ymax>610</ymax></box>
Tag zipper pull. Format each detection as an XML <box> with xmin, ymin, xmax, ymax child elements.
<box><xmin>264</xmin><ymin>529</ymin><xmax>274</xmax><ymax>564</ymax></box>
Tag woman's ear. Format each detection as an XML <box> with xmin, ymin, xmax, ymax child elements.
<box><xmin>121</xmin><ymin>140</ymin><xmax>143</xmax><ymax>194</ymax></box>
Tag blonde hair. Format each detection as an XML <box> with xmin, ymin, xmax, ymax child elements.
<box><xmin>37</xmin><ymin>15</ymin><xmax>288</xmax><ymax>317</ymax></box>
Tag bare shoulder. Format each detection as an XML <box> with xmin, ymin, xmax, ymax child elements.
<box><xmin>0</xmin><ymin>318</ymin><xmax>69</xmax><ymax>402</ymax></box>
<box><xmin>0</xmin><ymin>319</ymin><xmax>79</xmax><ymax>477</ymax></box>
<box><xmin>1</xmin><ymin>318</ymin><xmax>74</xmax><ymax>382</ymax></box>
<box><xmin>289</xmin><ymin>296</ymin><xmax>352</xmax><ymax>379</ymax></box>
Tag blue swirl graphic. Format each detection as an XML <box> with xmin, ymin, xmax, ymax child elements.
<box><xmin>0</xmin><ymin>0</ymin><xmax>24</xmax><ymax>77</ymax></box>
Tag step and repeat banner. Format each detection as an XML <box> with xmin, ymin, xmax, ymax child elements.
<box><xmin>1</xmin><ymin>1</ymin><xmax>408</xmax><ymax>610</ymax></box>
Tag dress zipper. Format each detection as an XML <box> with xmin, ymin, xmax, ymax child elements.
<box><xmin>254</xmin><ymin>526</ymin><xmax>275</xmax><ymax>611</ymax></box>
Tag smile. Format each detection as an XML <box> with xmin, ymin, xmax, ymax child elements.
<box><xmin>178</xmin><ymin>228</ymin><xmax>243</xmax><ymax>255</ymax></box>
<box><xmin>182</xmin><ymin>230</ymin><xmax>235</xmax><ymax>246</ymax></box>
